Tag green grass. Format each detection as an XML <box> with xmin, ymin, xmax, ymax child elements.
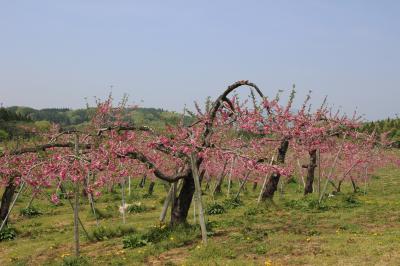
<box><xmin>1</xmin><ymin>166</ymin><xmax>400</xmax><ymax>265</ymax></box>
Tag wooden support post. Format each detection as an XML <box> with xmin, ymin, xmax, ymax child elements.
<box><xmin>257</xmin><ymin>156</ymin><xmax>274</xmax><ymax>203</ymax></box>
<box><xmin>73</xmin><ymin>133</ymin><xmax>80</xmax><ymax>257</ymax></box>
<box><xmin>190</xmin><ymin>153</ymin><xmax>207</xmax><ymax>245</ymax></box>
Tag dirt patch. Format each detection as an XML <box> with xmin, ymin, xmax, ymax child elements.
<box><xmin>146</xmin><ymin>245</ymin><xmax>191</xmax><ymax>265</ymax></box>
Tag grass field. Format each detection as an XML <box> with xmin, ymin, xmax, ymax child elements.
<box><xmin>1</xmin><ymin>166</ymin><xmax>399</xmax><ymax>266</ymax></box>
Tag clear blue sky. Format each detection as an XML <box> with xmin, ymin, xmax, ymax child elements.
<box><xmin>1</xmin><ymin>1</ymin><xmax>399</xmax><ymax>120</ymax></box>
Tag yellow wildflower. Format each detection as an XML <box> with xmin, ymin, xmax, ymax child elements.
<box><xmin>265</xmin><ymin>258</ymin><xmax>272</xmax><ymax>266</ymax></box>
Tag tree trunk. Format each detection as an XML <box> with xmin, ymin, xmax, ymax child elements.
<box><xmin>0</xmin><ymin>178</ymin><xmax>16</xmax><ymax>224</ymax></box>
<box><xmin>213</xmin><ymin>161</ymin><xmax>228</xmax><ymax>194</ymax></box>
<box><xmin>170</xmin><ymin>173</ymin><xmax>195</xmax><ymax>226</ymax></box>
<box><xmin>337</xmin><ymin>180</ymin><xmax>343</xmax><ymax>193</ymax></box>
<box><xmin>82</xmin><ymin>174</ymin><xmax>89</xmax><ymax>198</ymax></box>
<box><xmin>235</xmin><ymin>171</ymin><xmax>251</xmax><ymax>200</ymax></box>
<box><xmin>261</xmin><ymin>138</ymin><xmax>289</xmax><ymax>200</ymax></box>
<box><xmin>304</xmin><ymin>149</ymin><xmax>317</xmax><ymax>195</ymax></box>
<box><xmin>148</xmin><ymin>181</ymin><xmax>155</xmax><ymax>195</ymax></box>
<box><xmin>214</xmin><ymin>176</ymin><xmax>224</xmax><ymax>193</ymax></box>
<box><xmin>170</xmin><ymin>169</ymin><xmax>205</xmax><ymax>226</ymax></box>
<box><xmin>139</xmin><ymin>175</ymin><xmax>147</xmax><ymax>188</ymax></box>
<box><xmin>351</xmin><ymin>178</ymin><xmax>358</xmax><ymax>193</ymax></box>
<box><xmin>252</xmin><ymin>182</ymin><xmax>258</xmax><ymax>191</ymax></box>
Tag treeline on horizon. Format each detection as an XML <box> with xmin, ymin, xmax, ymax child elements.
<box><xmin>0</xmin><ymin>106</ymin><xmax>192</xmax><ymax>141</ymax></box>
<box><xmin>359</xmin><ymin>118</ymin><xmax>400</xmax><ymax>142</ymax></box>
<box><xmin>1</xmin><ymin>105</ymin><xmax>400</xmax><ymax>144</ymax></box>
<box><xmin>3</xmin><ymin>106</ymin><xmax>184</xmax><ymax>125</ymax></box>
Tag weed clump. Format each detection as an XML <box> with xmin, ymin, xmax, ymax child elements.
<box><xmin>142</xmin><ymin>225</ymin><xmax>171</xmax><ymax>242</ymax></box>
<box><xmin>20</xmin><ymin>206</ymin><xmax>42</xmax><ymax>217</ymax></box>
<box><xmin>243</xmin><ymin>207</ymin><xmax>264</xmax><ymax>217</ymax></box>
<box><xmin>123</xmin><ymin>234</ymin><xmax>148</xmax><ymax>248</ymax></box>
<box><xmin>90</xmin><ymin>225</ymin><xmax>136</xmax><ymax>241</ymax></box>
<box><xmin>206</xmin><ymin>203</ymin><xmax>225</xmax><ymax>215</ymax></box>
<box><xmin>284</xmin><ymin>198</ymin><xmax>328</xmax><ymax>211</ymax></box>
<box><xmin>127</xmin><ymin>202</ymin><xmax>148</xmax><ymax>213</ymax></box>
<box><xmin>62</xmin><ymin>256</ymin><xmax>89</xmax><ymax>266</ymax></box>
<box><xmin>123</xmin><ymin>225</ymin><xmax>171</xmax><ymax>248</ymax></box>
<box><xmin>123</xmin><ymin>223</ymin><xmax>211</xmax><ymax>249</ymax></box>
<box><xmin>342</xmin><ymin>194</ymin><xmax>361</xmax><ymax>208</ymax></box>
<box><xmin>223</xmin><ymin>198</ymin><xmax>243</xmax><ymax>209</ymax></box>
<box><xmin>254</xmin><ymin>244</ymin><xmax>268</xmax><ymax>255</ymax></box>
<box><xmin>0</xmin><ymin>226</ymin><xmax>17</xmax><ymax>241</ymax></box>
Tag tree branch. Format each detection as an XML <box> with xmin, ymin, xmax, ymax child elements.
<box><xmin>118</xmin><ymin>151</ymin><xmax>191</xmax><ymax>183</ymax></box>
<box><xmin>202</xmin><ymin>80</ymin><xmax>265</xmax><ymax>147</ymax></box>
<box><xmin>97</xmin><ymin>125</ymin><xmax>153</xmax><ymax>136</ymax></box>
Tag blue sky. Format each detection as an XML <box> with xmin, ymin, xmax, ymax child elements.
<box><xmin>0</xmin><ymin>0</ymin><xmax>399</xmax><ymax>120</ymax></box>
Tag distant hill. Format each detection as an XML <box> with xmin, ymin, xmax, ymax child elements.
<box><xmin>360</xmin><ymin>118</ymin><xmax>400</xmax><ymax>137</ymax></box>
<box><xmin>0</xmin><ymin>106</ymin><xmax>194</xmax><ymax>141</ymax></box>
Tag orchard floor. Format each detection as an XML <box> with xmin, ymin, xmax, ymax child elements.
<box><xmin>1</xmin><ymin>166</ymin><xmax>400</xmax><ymax>266</ymax></box>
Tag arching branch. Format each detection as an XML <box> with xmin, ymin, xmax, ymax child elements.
<box><xmin>202</xmin><ymin>80</ymin><xmax>265</xmax><ymax>147</ymax></box>
<box><xmin>118</xmin><ymin>151</ymin><xmax>191</xmax><ymax>183</ymax></box>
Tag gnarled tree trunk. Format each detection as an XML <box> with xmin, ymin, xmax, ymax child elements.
<box><xmin>0</xmin><ymin>178</ymin><xmax>16</xmax><ymax>224</ymax></box>
<box><xmin>170</xmin><ymin>169</ymin><xmax>206</xmax><ymax>226</ymax></box>
<box><xmin>170</xmin><ymin>174</ymin><xmax>195</xmax><ymax>226</ymax></box>
<box><xmin>261</xmin><ymin>138</ymin><xmax>289</xmax><ymax>200</ymax></box>
<box><xmin>304</xmin><ymin>149</ymin><xmax>317</xmax><ymax>195</ymax></box>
